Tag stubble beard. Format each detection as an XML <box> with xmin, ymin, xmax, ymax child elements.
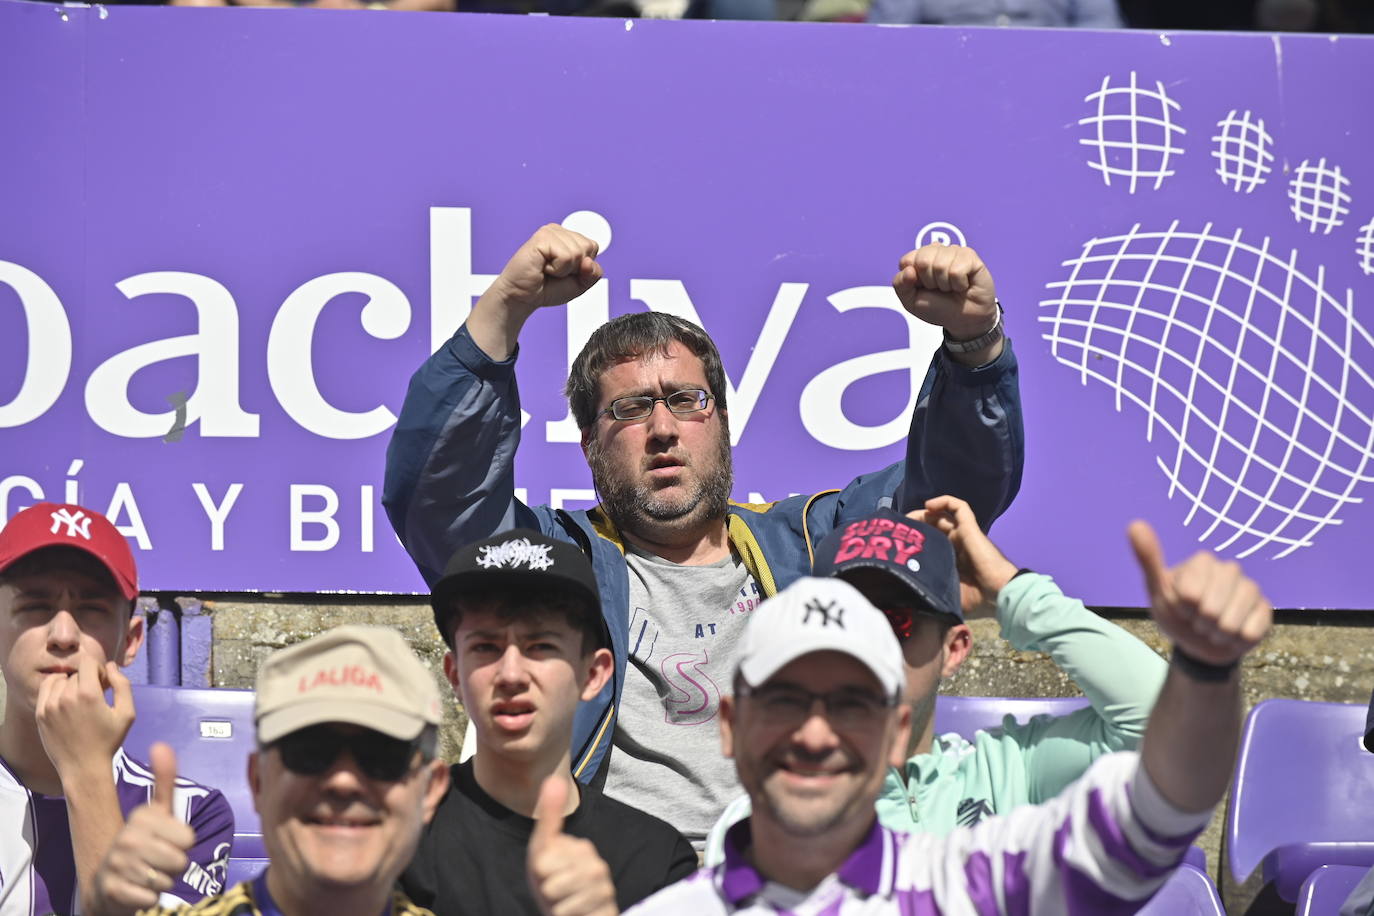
<box><xmin>587</xmin><ymin>423</ymin><xmax>734</xmax><ymax>542</ymax></box>
<box><xmin>753</xmin><ymin>766</ymin><xmax>865</xmax><ymax>839</ymax></box>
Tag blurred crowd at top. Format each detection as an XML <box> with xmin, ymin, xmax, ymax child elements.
<box><xmin>73</xmin><ymin>0</ymin><xmax>1374</xmax><ymax>35</ymax></box>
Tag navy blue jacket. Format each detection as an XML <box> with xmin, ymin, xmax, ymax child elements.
<box><xmin>384</xmin><ymin>324</ymin><xmax>1024</xmax><ymax>781</ymax></box>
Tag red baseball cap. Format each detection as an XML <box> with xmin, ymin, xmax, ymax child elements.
<box><xmin>0</xmin><ymin>503</ymin><xmax>139</xmax><ymax>600</ymax></box>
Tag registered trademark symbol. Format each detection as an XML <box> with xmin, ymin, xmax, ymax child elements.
<box><xmin>916</xmin><ymin>221</ymin><xmax>967</xmax><ymax>248</ymax></box>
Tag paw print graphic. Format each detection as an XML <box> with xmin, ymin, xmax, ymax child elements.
<box><xmin>1040</xmin><ymin>72</ymin><xmax>1374</xmax><ymax>560</ymax></box>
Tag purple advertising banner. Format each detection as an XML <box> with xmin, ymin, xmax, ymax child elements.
<box><xmin>2</xmin><ymin>1</ymin><xmax>1372</xmax><ymax>606</ymax></box>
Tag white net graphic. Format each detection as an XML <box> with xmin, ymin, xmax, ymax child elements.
<box><xmin>1078</xmin><ymin>72</ymin><xmax>1186</xmax><ymax>194</ymax></box>
<box><xmin>1288</xmin><ymin>157</ymin><xmax>1351</xmax><ymax>235</ymax></box>
<box><xmin>1040</xmin><ymin>222</ymin><xmax>1374</xmax><ymax>558</ymax></box>
<box><xmin>1358</xmin><ymin>218</ymin><xmax>1374</xmax><ymax>276</ymax></box>
<box><xmin>1212</xmin><ymin>110</ymin><xmax>1274</xmax><ymax>193</ymax></box>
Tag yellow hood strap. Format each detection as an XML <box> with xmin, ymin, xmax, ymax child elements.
<box><xmin>727</xmin><ymin>512</ymin><xmax>778</xmax><ymax>598</ymax></box>
<box><xmin>592</xmin><ymin>504</ymin><xmax>786</xmax><ymax>598</ymax></box>
<box><xmin>801</xmin><ymin>489</ymin><xmax>840</xmax><ymax>570</ymax></box>
<box><xmin>588</xmin><ymin>507</ymin><xmax>626</xmax><ymax>554</ymax></box>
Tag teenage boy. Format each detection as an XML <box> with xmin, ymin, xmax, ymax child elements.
<box><xmin>402</xmin><ymin>529</ymin><xmax>697</xmax><ymax>916</ymax></box>
<box><xmin>0</xmin><ymin>502</ymin><xmax>233</xmax><ymax>914</ymax></box>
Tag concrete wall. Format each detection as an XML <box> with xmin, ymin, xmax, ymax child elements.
<box><xmin>193</xmin><ymin>597</ymin><xmax>1374</xmax><ymax>913</ymax></box>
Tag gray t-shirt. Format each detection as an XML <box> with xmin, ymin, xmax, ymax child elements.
<box><xmin>603</xmin><ymin>545</ymin><xmax>763</xmax><ymax>847</ymax></box>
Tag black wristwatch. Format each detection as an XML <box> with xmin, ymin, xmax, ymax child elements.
<box><xmin>1171</xmin><ymin>646</ymin><xmax>1239</xmax><ymax>682</ymax></box>
<box><xmin>943</xmin><ymin>300</ymin><xmax>1004</xmax><ymax>355</ymax></box>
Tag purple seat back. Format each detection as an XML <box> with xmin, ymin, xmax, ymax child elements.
<box><xmin>226</xmin><ymin>857</ymin><xmax>269</xmax><ymax>888</ymax></box>
<box><xmin>1138</xmin><ymin>866</ymin><xmax>1224</xmax><ymax>915</ymax></box>
<box><xmin>1226</xmin><ymin>699</ymin><xmax>1374</xmax><ymax>901</ymax></box>
<box><xmin>127</xmin><ymin>685</ymin><xmax>261</xmax><ymax>842</ymax></box>
<box><xmin>933</xmin><ymin>695</ymin><xmax>1090</xmax><ymax>741</ymax></box>
<box><xmin>1298</xmin><ymin>864</ymin><xmax>1370</xmax><ymax>915</ymax></box>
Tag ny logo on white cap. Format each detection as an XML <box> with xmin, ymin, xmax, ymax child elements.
<box><xmin>476</xmin><ymin>537</ymin><xmax>554</xmax><ymax>571</ymax></box>
<box><xmin>802</xmin><ymin>597</ymin><xmax>845</xmax><ymax>629</ymax></box>
<box><xmin>49</xmin><ymin>508</ymin><xmax>92</xmax><ymax>540</ymax></box>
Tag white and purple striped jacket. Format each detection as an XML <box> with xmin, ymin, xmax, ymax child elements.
<box><xmin>0</xmin><ymin>748</ymin><xmax>234</xmax><ymax>915</ymax></box>
<box><xmin>626</xmin><ymin>752</ymin><xmax>1208</xmax><ymax>915</ymax></box>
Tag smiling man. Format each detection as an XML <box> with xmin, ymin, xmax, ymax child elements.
<box><xmin>91</xmin><ymin>625</ymin><xmax>449</xmax><ymax>916</ymax></box>
<box><xmin>401</xmin><ymin>529</ymin><xmax>695</xmax><ymax>916</ymax></box>
<box><xmin>630</xmin><ymin>546</ymin><xmax>1272</xmax><ymax>913</ymax></box>
<box><xmin>0</xmin><ymin>502</ymin><xmax>233</xmax><ymax>915</ymax></box>
<box><xmin>385</xmin><ymin>222</ymin><xmax>1024</xmax><ymax>845</ymax></box>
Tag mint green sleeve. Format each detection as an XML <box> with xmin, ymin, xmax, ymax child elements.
<box><xmin>994</xmin><ymin>572</ymin><xmax>1168</xmax><ymax>804</ymax></box>
<box><xmin>702</xmin><ymin>792</ymin><xmax>752</xmax><ymax>867</ymax></box>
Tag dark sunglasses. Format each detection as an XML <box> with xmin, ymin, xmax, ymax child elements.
<box><xmin>272</xmin><ymin>724</ymin><xmax>423</xmax><ymax>782</ymax></box>
<box><xmin>877</xmin><ymin>605</ymin><xmax>953</xmax><ymax>641</ymax></box>
<box><xmin>879</xmin><ymin>606</ymin><xmax>915</xmax><ymax>640</ymax></box>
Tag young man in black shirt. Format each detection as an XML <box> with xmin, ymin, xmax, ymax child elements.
<box><xmin>402</xmin><ymin>530</ymin><xmax>697</xmax><ymax>916</ymax></box>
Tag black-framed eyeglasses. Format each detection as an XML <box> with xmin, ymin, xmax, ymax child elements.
<box><xmin>271</xmin><ymin>724</ymin><xmax>423</xmax><ymax>782</ymax></box>
<box><xmin>600</xmin><ymin>388</ymin><xmax>713</xmax><ymax>421</ymax></box>
<box><xmin>736</xmin><ymin>683</ymin><xmax>896</xmax><ymax>731</ymax></box>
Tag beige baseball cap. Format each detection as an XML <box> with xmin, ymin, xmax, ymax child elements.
<box><xmin>255</xmin><ymin>625</ymin><xmax>444</xmax><ymax>745</ymax></box>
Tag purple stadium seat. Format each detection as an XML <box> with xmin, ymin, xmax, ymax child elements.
<box><xmin>933</xmin><ymin>695</ymin><xmax>1090</xmax><ymax>741</ymax></box>
<box><xmin>1138</xmin><ymin>865</ymin><xmax>1225</xmax><ymax>915</ymax></box>
<box><xmin>1298</xmin><ymin>864</ymin><xmax>1370</xmax><ymax>916</ymax></box>
<box><xmin>127</xmin><ymin>685</ymin><xmax>261</xmax><ymax>850</ymax></box>
<box><xmin>226</xmin><ymin>856</ymin><xmax>269</xmax><ymax>887</ymax></box>
<box><xmin>1227</xmin><ymin>699</ymin><xmax>1374</xmax><ymax>902</ymax></box>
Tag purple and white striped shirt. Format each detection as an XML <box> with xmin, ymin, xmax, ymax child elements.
<box><xmin>0</xmin><ymin>748</ymin><xmax>234</xmax><ymax>915</ymax></box>
<box><xmin>626</xmin><ymin>752</ymin><xmax>1208</xmax><ymax>915</ymax></box>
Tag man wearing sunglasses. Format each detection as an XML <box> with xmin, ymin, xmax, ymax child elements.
<box><xmin>401</xmin><ymin>529</ymin><xmax>696</xmax><ymax>916</ymax></box>
<box><xmin>703</xmin><ymin>497</ymin><xmax>1166</xmax><ymax>860</ymax></box>
<box><xmin>630</xmin><ymin>548</ymin><xmax>1270</xmax><ymax>913</ymax></box>
<box><xmin>384</xmin><ymin>222</ymin><xmax>1024</xmax><ymax>847</ymax></box>
<box><xmin>89</xmin><ymin>626</ymin><xmax>449</xmax><ymax>916</ymax></box>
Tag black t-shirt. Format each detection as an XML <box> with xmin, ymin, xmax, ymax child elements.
<box><xmin>401</xmin><ymin>760</ymin><xmax>698</xmax><ymax>916</ymax></box>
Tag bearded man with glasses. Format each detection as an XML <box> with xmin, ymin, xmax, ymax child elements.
<box><xmin>88</xmin><ymin>627</ymin><xmax>450</xmax><ymax>916</ymax></box>
<box><xmin>384</xmin><ymin>222</ymin><xmax>1024</xmax><ymax>847</ymax></box>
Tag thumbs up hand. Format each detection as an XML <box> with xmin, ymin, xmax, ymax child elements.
<box><xmin>89</xmin><ymin>743</ymin><xmax>196</xmax><ymax>916</ymax></box>
<box><xmin>526</xmin><ymin>775</ymin><xmax>619</xmax><ymax>916</ymax></box>
<box><xmin>1128</xmin><ymin>521</ymin><xmax>1272</xmax><ymax>667</ymax></box>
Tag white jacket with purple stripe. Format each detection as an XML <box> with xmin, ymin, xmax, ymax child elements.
<box><xmin>626</xmin><ymin>752</ymin><xmax>1207</xmax><ymax>915</ymax></box>
<box><xmin>0</xmin><ymin>748</ymin><xmax>233</xmax><ymax>915</ymax></box>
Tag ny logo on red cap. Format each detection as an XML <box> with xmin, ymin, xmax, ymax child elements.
<box><xmin>49</xmin><ymin>508</ymin><xmax>92</xmax><ymax>540</ymax></box>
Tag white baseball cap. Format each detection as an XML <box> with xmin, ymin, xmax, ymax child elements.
<box><xmin>737</xmin><ymin>577</ymin><xmax>905</xmax><ymax>700</ymax></box>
